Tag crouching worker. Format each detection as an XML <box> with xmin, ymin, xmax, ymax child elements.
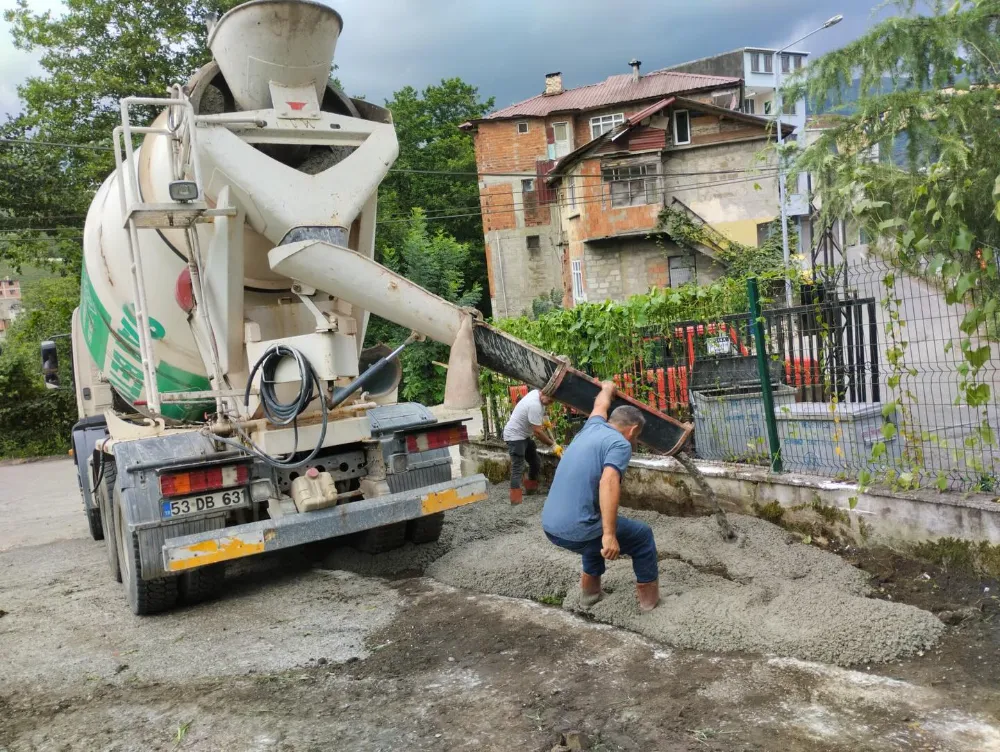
<box><xmin>541</xmin><ymin>382</ymin><xmax>659</xmax><ymax>612</ymax></box>
<box><xmin>503</xmin><ymin>388</ymin><xmax>561</xmax><ymax>505</ymax></box>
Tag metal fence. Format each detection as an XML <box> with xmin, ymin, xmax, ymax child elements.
<box><xmin>479</xmin><ymin>255</ymin><xmax>1000</xmax><ymax>492</ymax></box>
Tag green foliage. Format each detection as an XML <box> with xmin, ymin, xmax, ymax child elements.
<box><xmin>528</xmin><ymin>289</ymin><xmax>563</xmax><ymax>319</ymax></box>
<box><xmin>375</xmin><ymin>78</ymin><xmax>495</xmax><ymax>314</ymax></box>
<box><xmin>657</xmin><ymin>206</ymin><xmax>798</xmax><ymax>279</ymax></box>
<box><xmin>0</xmin><ymin>0</ymin><xmax>246</xmax><ymax>274</ymax></box>
<box><xmin>0</xmin><ymin>276</ymin><xmax>79</xmax><ymax>458</ymax></box>
<box><xmin>367</xmin><ymin>209</ymin><xmax>481</xmax><ymax>405</ymax></box>
<box><xmin>792</xmin><ymin>0</ymin><xmax>1000</xmax><ymax>489</ymax></box>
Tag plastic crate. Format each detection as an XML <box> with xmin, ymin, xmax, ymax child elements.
<box><xmin>775</xmin><ymin>402</ymin><xmax>901</xmax><ymax>477</ymax></box>
<box><xmin>691</xmin><ymin>383</ymin><xmax>797</xmax><ymax>463</ymax></box>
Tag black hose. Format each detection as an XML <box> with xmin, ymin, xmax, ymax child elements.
<box><xmin>211</xmin><ymin>344</ymin><xmax>328</xmax><ymax>469</ymax></box>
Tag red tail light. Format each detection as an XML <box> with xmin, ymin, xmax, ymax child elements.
<box><xmin>159</xmin><ymin>464</ymin><xmax>250</xmax><ymax>497</ymax></box>
<box><xmin>405</xmin><ymin>424</ymin><xmax>469</xmax><ymax>453</ymax></box>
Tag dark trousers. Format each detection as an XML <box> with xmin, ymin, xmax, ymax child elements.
<box><xmin>546</xmin><ymin>517</ymin><xmax>659</xmax><ymax>583</ymax></box>
<box><xmin>506</xmin><ymin>438</ymin><xmax>539</xmax><ymax>490</ymax></box>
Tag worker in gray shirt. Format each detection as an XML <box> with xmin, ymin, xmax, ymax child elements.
<box><xmin>541</xmin><ymin>381</ymin><xmax>659</xmax><ymax>612</ymax></box>
<box><xmin>503</xmin><ymin>388</ymin><xmax>560</xmax><ymax>505</ymax></box>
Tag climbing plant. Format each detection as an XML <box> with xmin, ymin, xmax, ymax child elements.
<box><xmin>789</xmin><ymin>0</ymin><xmax>1000</xmax><ymax>491</ymax></box>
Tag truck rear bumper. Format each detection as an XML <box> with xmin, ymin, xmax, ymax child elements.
<box><xmin>161</xmin><ymin>474</ymin><xmax>488</xmax><ymax>573</ymax></box>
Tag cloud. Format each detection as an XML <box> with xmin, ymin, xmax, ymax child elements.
<box><xmin>1</xmin><ymin>0</ymin><xmax>894</xmax><ymax>119</ymax></box>
<box><xmin>0</xmin><ymin>0</ymin><xmax>63</xmax><ymax>119</ymax></box>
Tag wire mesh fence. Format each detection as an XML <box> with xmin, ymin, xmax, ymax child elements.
<box><xmin>478</xmin><ymin>254</ymin><xmax>1000</xmax><ymax>492</ymax></box>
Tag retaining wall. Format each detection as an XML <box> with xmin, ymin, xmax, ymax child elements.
<box><xmin>461</xmin><ymin>440</ymin><xmax>1000</xmax><ymax>547</ymax></box>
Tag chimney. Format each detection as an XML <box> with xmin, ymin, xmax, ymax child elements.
<box><xmin>629</xmin><ymin>59</ymin><xmax>642</xmax><ymax>82</ymax></box>
<box><xmin>544</xmin><ymin>72</ymin><xmax>563</xmax><ymax>96</ymax></box>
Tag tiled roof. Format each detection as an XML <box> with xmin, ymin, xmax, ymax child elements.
<box><xmin>485</xmin><ymin>70</ymin><xmax>741</xmax><ymax>120</ymax></box>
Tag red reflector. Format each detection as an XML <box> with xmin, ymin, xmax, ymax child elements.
<box><xmin>405</xmin><ymin>425</ymin><xmax>469</xmax><ymax>453</ymax></box>
<box><xmin>159</xmin><ymin>464</ymin><xmax>250</xmax><ymax>498</ymax></box>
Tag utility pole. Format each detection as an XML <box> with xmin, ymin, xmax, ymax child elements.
<box><xmin>774</xmin><ymin>14</ymin><xmax>843</xmax><ymax>307</ymax></box>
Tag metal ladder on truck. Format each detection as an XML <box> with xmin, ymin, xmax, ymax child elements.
<box><xmin>112</xmin><ymin>85</ymin><xmax>240</xmax><ymax>417</ymax></box>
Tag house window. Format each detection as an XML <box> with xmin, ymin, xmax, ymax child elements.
<box><xmin>763</xmin><ymin>100</ymin><xmax>773</xmax><ymax>116</ymax></box>
<box><xmin>782</xmin><ymin>99</ymin><xmax>797</xmax><ymax>116</ymax></box>
<box><xmin>603</xmin><ymin>163</ymin><xmax>659</xmax><ymax>208</ymax></box>
<box><xmin>590</xmin><ymin>113</ymin><xmax>624</xmax><ymax>139</ymax></box>
<box><xmin>757</xmin><ymin>221</ymin><xmax>774</xmax><ymax>246</ymax></box>
<box><xmin>673</xmin><ymin>110</ymin><xmax>691</xmax><ymax>146</ymax></box>
<box><xmin>781</xmin><ymin>53</ymin><xmax>791</xmax><ymax>74</ymax></box>
<box><xmin>552</xmin><ymin>121</ymin><xmax>571</xmax><ymax>158</ymax></box>
<box><xmin>668</xmin><ymin>255</ymin><xmax>695</xmax><ymax>288</ymax></box>
<box><xmin>764</xmin><ymin>54</ymin><xmax>773</xmax><ymax>74</ymax></box>
<box><xmin>526</xmin><ymin>235</ymin><xmax>541</xmax><ymax>252</ymax></box>
<box><xmin>517</xmin><ymin>121</ymin><xmax>529</xmax><ymax>134</ymax></box>
<box><xmin>750</xmin><ymin>52</ymin><xmax>762</xmax><ymax>73</ymax></box>
<box><xmin>743</xmin><ymin>98</ymin><xmax>755</xmax><ymax>115</ymax></box>
<box><xmin>794</xmin><ymin>55</ymin><xmax>804</xmax><ymax>70</ymax></box>
<box><xmin>567</xmin><ymin>177</ymin><xmax>577</xmax><ymax>210</ymax></box>
<box><xmin>521</xmin><ymin>178</ymin><xmax>535</xmax><ymax>193</ymax></box>
<box><xmin>571</xmin><ymin>260</ymin><xmax>585</xmax><ymax>303</ymax></box>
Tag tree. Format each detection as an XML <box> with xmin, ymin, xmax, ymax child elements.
<box><xmin>793</xmin><ymin>1</ymin><xmax>1000</xmax><ymax>312</ymax></box>
<box><xmin>367</xmin><ymin>209</ymin><xmax>482</xmax><ymax>405</ymax></box>
<box><xmin>377</xmin><ymin>78</ymin><xmax>495</xmax><ymax>315</ymax></box>
<box><xmin>0</xmin><ymin>0</ymin><xmax>245</xmax><ymax>273</ymax></box>
<box><xmin>0</xmin><ymin>276</ymin><xmax>79</xmax><ymax>457</ymax></box>
<box><xmin>792</xmin><ymin>0</ymin><xmax>1000</xmax><ymax>484</ymax></box>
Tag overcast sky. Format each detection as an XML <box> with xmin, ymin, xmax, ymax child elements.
<box><xmin>1</xmin><ymin>0</ymin><xmax>894</xmax><ymax>119</ymax></box>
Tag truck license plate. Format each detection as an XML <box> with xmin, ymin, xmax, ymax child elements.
<box><xmin>161</xmin><ymin>488</ymin><xmax>248</xmax><ymax>519</ymax></box>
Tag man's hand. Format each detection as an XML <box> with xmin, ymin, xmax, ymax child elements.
<box><xmin>552</xmin><ymin>444</ymin><xmax>563</xmax><ymax>458</ymax></box>
<box><xmin>601</xmin><ymin>533</ymin><xmax>620</xmax><ymax>560</ymax></box>
<box><xmin>592</xmin><ymin>381</ymin><xmax>617</xmax><ymax>420</ymax></box>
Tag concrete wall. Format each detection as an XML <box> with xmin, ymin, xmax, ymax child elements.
<box><xmin>462</xmin><ymin>441</ymin><xmax>1000</xmax><ymax>548</ymax></box>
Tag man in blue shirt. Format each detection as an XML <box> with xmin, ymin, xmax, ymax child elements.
<box><xmin>541</xmin><ymin>382</ymin><xmax>659</xmax><ymax>612</ymax></box>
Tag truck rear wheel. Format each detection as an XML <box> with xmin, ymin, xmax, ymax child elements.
<box><xmin>115</xmin><ymin>485</ymin><xmax>177</xmax><ymax>615</ymax></box>
<box><xmin>97</xmin><ymin>461</ymin><xmax>121</xmax><ymax>583</ymax></box>
<box><xmin>407</xmin><ymin>513</ymin><xmax>444</xmax><ymax>544</ymax></box>
<box><xmin>354</xmin><ymin>521</ymin><xmax>407</xmax><ymax>554</ymax></box>
<box><xmin>179</xmin><ymin>564</ymin><xmax>225</xmax><ymax>605</ymax></box>
<box><xmin>86</xmin><ymin>507</ymin><xmax>103</xmax><ymax>541</ymax></box>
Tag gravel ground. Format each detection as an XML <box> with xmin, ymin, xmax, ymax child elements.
<box><xmin>1</xmin><ymin>461</ymin><xmax>999</xmax><ymax>751</ymax></box>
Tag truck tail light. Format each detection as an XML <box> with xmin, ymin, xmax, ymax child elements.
<box><xmin>405</xmin><ymin>424</ymin><xmax>469</xmax><ymax>453</ymax></box>
<box><xmin>159</xmin><ymin>464</ymin><xmax>250</xmax><ymax>497</ymax></box>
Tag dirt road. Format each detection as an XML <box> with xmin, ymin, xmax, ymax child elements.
<box><xmin>2</xmin><ymin>460</ymin><xmax>999</xmax><ymax>751</ymax></box>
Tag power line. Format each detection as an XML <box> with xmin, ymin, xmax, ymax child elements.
<box><xmin>0</xmin><ymin>136</ymin><xmax>780</xmax><ymax>180</ymax></box>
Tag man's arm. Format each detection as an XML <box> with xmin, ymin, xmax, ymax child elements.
<box><xmin>598</xmin><ymin>466</ymin><xmax>621</xmax><ymax>560</ymax></box>
<box><xmin>531</xmin><ymin>423</ymin><xmax>555</xmax><ymax>446</ymax></box>
<box><xmin>591</xmin><ymin>381</ymin><xmax>616</xmax><ymax>421</ymax></box>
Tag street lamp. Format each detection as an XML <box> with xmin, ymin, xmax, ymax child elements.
<box><xmin>774</xmin><ymin>14</ymin><xmax>843</xmax><ymax>306</ymax></box>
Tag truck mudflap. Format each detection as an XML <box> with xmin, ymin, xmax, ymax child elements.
<box><xmin>162</xmin><ymin>474</ymin><xmax>488</xmax><ymax>572</ymax></box>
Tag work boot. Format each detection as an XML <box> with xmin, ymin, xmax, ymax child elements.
<box><xmin>580</xmin><ymin>572</ymin><xmax>603</xmax><ymax>607</ymax></box>
<box><xmin>636</xmin><ymin>580</ymin><xmax>660</xmax><ymax>612</ymax></box>
<box><xmin>523</xmin><ymin>479</ymin><xmax>540</xmax><ymax>494</ymax></box>
<box><xmin>509</xmin><ymin>487</ymin><xmax>523</xmax><ymax>505</ymax></box>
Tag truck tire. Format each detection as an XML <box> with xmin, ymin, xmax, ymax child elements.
<box><xmin>115</xmin><ymin>485</ymin><xmax>177</xmax><ymax>615</ymax></box>
<box><xmin>354</xmin><ymin>521</ymin><xmax>407</xmax><ymax>554</ymax></box>
<box><xmin>98</xmin><ymin>461</ymin><xmax>121</xmax><ymax>583</ymax></box>
<box><xmin>86</xmin><ymin>506</ymin><xmax>104</xmax><ymax>541</ymax></box>
<box><xmin>179</xmin><ymin>564</ymin><xmax>225</xmax><ymax>605</ymax></box>
<box><xmin>407</xmin><ymin>513</ymin><xmax>444</xmax><ymax>544</ymax></box>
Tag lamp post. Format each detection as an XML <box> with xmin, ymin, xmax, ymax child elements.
<box><xmin>774</xmin><ymin>13</ymin><xmax>843</xmax><ymax>306</ymax></box>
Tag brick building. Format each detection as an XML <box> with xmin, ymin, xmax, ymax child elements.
<box><xmin>0</xmin><ymin>277</ymin><xmax>22</xmax><ymax>341</ymax></box>
<box><xmin>463</xmin><ymin>62</ymin><xmax>790</xmax><ymax>315</ymax></box>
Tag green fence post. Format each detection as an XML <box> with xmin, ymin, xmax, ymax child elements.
<box><xmin>747</xmin><ymin>277</ymin><xmax>783</xmax><ymax>473</ymax></box>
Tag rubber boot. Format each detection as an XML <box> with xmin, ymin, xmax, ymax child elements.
<box><xmin>636</xmin><ymin>580</ymin><xmax>660</xmax><ymax>612</ymax></box>
<box><xmin>523</xmin><ymin>479</ymin><xmax>540</xmax><ymax>494</ymax></box>
<box><xmin>509</xmin><ymin>487</ymin><xmax>523</xmax><ymax>505</ymax></box>
<box><xmin>580</xmin><ymin>572</ymin><xmax>603</xmax><ymax>607</ymax></box>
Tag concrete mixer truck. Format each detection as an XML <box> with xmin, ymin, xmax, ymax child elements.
<box><xmin>62</xmin><ymin>0</ymin><xmax>692</xmax><ymax>615</ymax></box>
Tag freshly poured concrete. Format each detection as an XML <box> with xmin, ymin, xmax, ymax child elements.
<box><xmin>326</xmin><ymin>487</ymin><xmax>944</xmax><ymax>666</ymax></box>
